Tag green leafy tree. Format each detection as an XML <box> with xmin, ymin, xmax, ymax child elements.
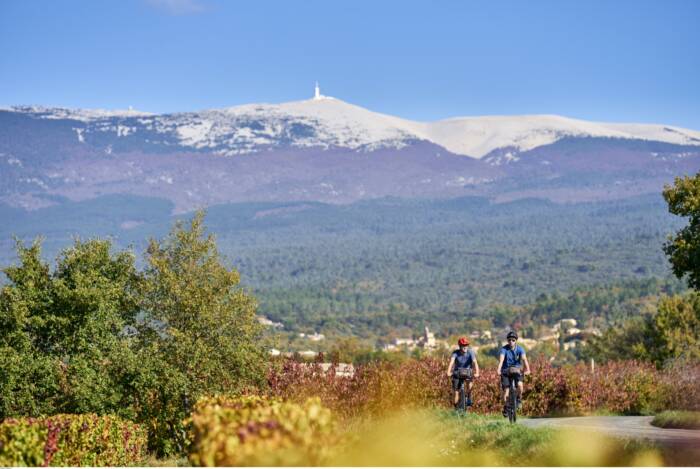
<box><xmin>136</xmin><ymin>211</ymin><xmax>267</xmax><ymax>455</ymax></box>
<box><xmin>647</xmin><ymin>294</ymin><xmax>700</xmax><ymax>366</ymax></box>
<box><xmin>0</xmin><ymin>238</ymin><xmax>140</xmax><ymax>418</ymax></box>
<box><xmin>587</xmin><ymin>294</ymin><xmax>700</xmax><ymax>367</ymax></box>
<box><xmin>663</xmin><ymin>173</ymin><xmax>700</xmax><ymax>289</ymax></box>
<box><xmin>50</xmin><ymin>239</ymin><xmax>141</xmax><ymax>415</ymax></box>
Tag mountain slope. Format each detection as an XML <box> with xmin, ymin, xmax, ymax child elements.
<box><xmin>2</xmin><ymin>98</ymin><xmax>700</xmax><ymax>211</ymax></box>
<box><xmin>7</xmin><ymin>99</ymin><xmax>700</xmax><ymax>158</ymax></box>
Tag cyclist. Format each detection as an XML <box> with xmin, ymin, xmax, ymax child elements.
<box><xmin>446</xmin><ymin>336</ymin><xmax>480</xmax><ymax>408</ymax></box>
<box><xmin>496</xmin><ymin>331</ymin><xmax>531</xmax><ymax>417</ymax></box>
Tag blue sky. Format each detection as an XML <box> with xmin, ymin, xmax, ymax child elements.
<box><xmin>1</xmin><ymin>0</ymin><xmax>699</xmax><ymax>128</ymax></box>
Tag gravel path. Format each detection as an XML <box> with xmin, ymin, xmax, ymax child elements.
<box><xmin>520</xmin><ymin>416</ymin><xmax>700</xmax><ymax>446</ymax></box>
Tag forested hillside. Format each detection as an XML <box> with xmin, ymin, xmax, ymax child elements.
<box><xmin>2</xmin><ymin>193</ymin><xmax>685</xmax><ymax>341</ymax></box>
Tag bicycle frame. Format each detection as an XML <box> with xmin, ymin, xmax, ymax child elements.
<box><xmin>508</xmin><ymin>377</ymin><xmax>517</xmax><ymax>423</ymax></box>
<box><xmin>455</xmin><ymin>376</ymin><xmax>471</xmax><ymax>413</ymax></box>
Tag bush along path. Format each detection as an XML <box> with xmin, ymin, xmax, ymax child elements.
<box><xmin>268</xmin><ymin>357</ymin><xmax>700</xmax><ymax>418</ymax></box>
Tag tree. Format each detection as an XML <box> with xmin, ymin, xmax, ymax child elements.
<box><xmin>586</xmin><ymin>294</ymin><xmax>700</xmax><ymax>368</ymax></box>
<box><xmin>136</xmin><ymin>211</ymin><xmax>267</xmax><ymax>454</ymax></box>
<box><xmin>0</xmin><ymin>238</ymin><xmax>140</xmax><ymax>418</ymax></box>
<box><xmin>663</xmin><ymin>173</ymin><xmax>700</xmax><ymax>289</ymax></box>
<box><xmin>647</xmin><ymin>294</ymin><xmax>700</xmax><ymax>366</ymax></box>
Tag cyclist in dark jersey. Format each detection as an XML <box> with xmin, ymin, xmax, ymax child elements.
<box><xmin>446</xmin><ymin>336</ymin><xmax>480</xmax><ymax>408</ymax></box>
<box><xmin>496</xmin><ymin>331</ymin><xmax>531</xmax><ymax>417</ymax></box>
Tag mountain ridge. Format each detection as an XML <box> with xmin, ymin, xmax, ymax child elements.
<box><xmin>7</xmin><ymin>98</ymin><xmax>700</xmax><ymax>158</ymax></box>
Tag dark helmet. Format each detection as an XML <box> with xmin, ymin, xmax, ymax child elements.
<box><xmin>457</xmin><ymin>336</ymin><xmax>469</xmax><ymax>346</ymax></box>
<box><xmin>506</xmin><ymin>331</ymin><xmax>518</xmax><ymax>340</ymax></box>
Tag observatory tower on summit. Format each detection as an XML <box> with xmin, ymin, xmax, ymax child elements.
<box><xmin>313</xmin><ymin>82</ymin><xmax>331</xmax><ymax>100</ymax></box>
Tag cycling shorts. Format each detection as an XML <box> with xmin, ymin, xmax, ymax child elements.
<box><xmin>451</xmin><ymin>376</ymin><xmax>471</xmax><ymax>391</ymax></box>
<box><xmin>501</xmin><ymin>374</ymin><xmax>521</xmax><ymax>389</ymax></box>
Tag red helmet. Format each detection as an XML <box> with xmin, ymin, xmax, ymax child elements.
<box><xmin>457</xmin><ymin>336</ymin><xmax>469</xmax><ymax>346</ymax></box>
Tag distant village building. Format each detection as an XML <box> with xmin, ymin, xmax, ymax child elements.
<box><xmin>420</xmin><ymin>326</ymin><xmax>437</xmax><ymax>349</ymax></box>
<box><xmin>257</xmin><ymin>316</ymin><xmax>284</xmax><ymax>328</ymax></box>
<box><xmin>519</xmin><ymin>338</ymin><xmax>538</xmax><ymax>349</ymax></box>
<box><xmin>553</xmin><ymin>318</ymin><xmax>578</xmax><ymax>333</ymax></box>
<box><xmin>269</xmin><ymin>348</ymin><xmax>281</xmax><ymax>356</ymax></box>
<box><xmin>308</xmin><ymin>332</ymin><xmax>325</xmax><ymax>342</ymax></box>
<box><xmin>382</xmin><ymin>326</ymin><xmax>443</xmax><ymax>351</ymax></box>
<box><xmin>393</xmin><ymin>337</ymin><xmax>416</xmax><ymax>347</ymax></box>
<box><xmin>319</xmin><ymin>363</ymin><xmax>355</xmax><ymax>377</ymax></box>
<box><xmin>298</xmin><ymin>350</ymin><xmax>317</xmax><ymax>358</ymax></box>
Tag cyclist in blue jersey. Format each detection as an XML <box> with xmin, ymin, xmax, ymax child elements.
<box><xmin>496</xmin><ymin>331</ymin><xmax>531</xmax><ymax>417</ymax></box>
<box><xmin>446</xmin><ymin>336</ymin><xmax>480</xmax><ymax>408</ymax></box>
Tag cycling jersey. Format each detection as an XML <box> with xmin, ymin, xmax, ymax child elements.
<box><xmin>451</xmin><ymin>348</ymin><xmax>476</xmax><ymax>375</ymax></box>
<box><xmin>499</xmin><ymin>344</ymin><xmax>525</xmax><ymax>375</ymax></box>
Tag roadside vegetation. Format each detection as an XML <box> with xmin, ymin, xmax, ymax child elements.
<box><xmin>652</xmin><ymin>411</ymin><xmax>700</xmax><ymax>430</ymax></box>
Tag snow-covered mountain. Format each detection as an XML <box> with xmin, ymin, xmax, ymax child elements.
<box><xmin>8</xmin><ymin>97</ymin><xmax>700</xmax><ymax>159</ymax></box>
<box><xmin>2</xmin><ymin>96</ymin><xmax>700</xmax><ymax>212</ymax></box>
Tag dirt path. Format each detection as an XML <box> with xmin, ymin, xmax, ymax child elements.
<box><xmin>520</xmin><ymin>416</ymin><xmax>700</xmax><ymax>446</ymax></box>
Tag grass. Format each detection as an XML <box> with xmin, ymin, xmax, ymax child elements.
<box><xmin>651</xmin><ymin>410</ymin><xmax>700</xmax><ymax>430</ymax></box>
<box><xmin>328</xmin><ymin>410</ymin><xmax>665</xmax><ymax>466</ymax></box>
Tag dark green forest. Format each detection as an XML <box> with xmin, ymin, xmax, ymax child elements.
<box><xmin>1</xmin><ymin>193</ymin><xmax>687</xmax><ymax>343</ymax></box>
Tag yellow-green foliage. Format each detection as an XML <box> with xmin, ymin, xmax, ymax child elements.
<box><xmin>0</xmin><ymin>420</ymin><xmax>46</xmax><ymax>466</ymax></box>
<box><xmin>0</xmin><ymin>414</ymin><xmax>147</xmax><ymax>467</ymax></box>
<box><xmin>652</xmin><ymin>410</ymin><xmax>700</xmax><ymax>429</ymax></box>
<box><xmin>331</xmin><ymin>410</ymin><xmax>664</xmax><ymax>467</ymax></box>
<box><xmin>188</xmin><ymin>395</ymin><xmax>336</xmax><ymax>466</ymax></box>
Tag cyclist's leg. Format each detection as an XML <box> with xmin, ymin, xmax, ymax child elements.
<box><xmin>501</xmin><ymin>375</ymin><xmax>510</xmax><ymax>416</ymax></box>
<box><xmin>501</xmin><ymin>375</ymin><xmax>510</xmax><ymax>403</ymax></box>
<box><xmin>516</xmin><ymin>377</ymin><xmax>524</xmax><ymax>400</ymax></box>
<box><xmin>451</xmin><ymin>377</ymin><xmax>460</xmax><ymax>406</ymax></box>
<box><xmin>466</xmin><ymin>380</ymin><xmax>474</xmax><ymax>406</ymax></box>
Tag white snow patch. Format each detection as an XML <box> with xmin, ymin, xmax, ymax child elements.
<box><xmin>11</xmin><ymin>105</ymin><xmax>153</xmax><ymax>122</ymax></box>
<box><xmin>116</xmin><ymin>125</ymin><xmax>133</xmax><ymax>137</ymax></box>
<box><xmin>21</xmin><ymin>177</ymin><xmax>49</xmax><ymax>190</ymax></box>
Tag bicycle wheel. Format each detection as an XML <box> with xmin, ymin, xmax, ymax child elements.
<box><xmin>459</xmin><ymin>380</ymin><xmax>466</xmax><ymax>413</ymax></box>
<box><xmin>509</xmin><ymin>380</ymin><xmax>517</xmax><ymax>423</ymax></box>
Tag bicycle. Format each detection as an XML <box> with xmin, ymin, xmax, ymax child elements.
<box><xmin>505</xmin><ymin>367</ymin><xmax>521</xmax><ymax>423</ymax></box>
<box><xmin>454</xmin><ymin>367</ymin><xmax>473</xmax><ymax>413</ymax></box>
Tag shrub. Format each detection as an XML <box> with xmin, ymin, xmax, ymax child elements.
<box><xmin>269</xmin><ymin>357</ymin><xmax>699</xmax><ymax>418</ymax></box>
<box><xmin>187</xmin><ymin>395</ymin><xmax>336</xmax><ymax>466</ymax></box>
<box><xmin>268</xmin><ymin>358</ymin><xmax>450</xmax><ymax>418</ymax></box>
<box><xmin>0</xmin><ymin>414</ymin><xmax>147</xmax><ymax>466</ymax></box>
<box><xmin>651</xmin><ymin>410</ymin><xmax>700</xmax><ymax>429</ymax></box>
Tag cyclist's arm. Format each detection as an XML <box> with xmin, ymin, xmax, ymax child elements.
<box><xmin>446</xmin><ymin>356</ymin><xmax>456</xmax><ymax>377</ymax></box>
<box><xmin>473</xmin><ymin>358</ymin><xmax>480</xmax><ymax>377</ymax></box>
<box><xmin>496</xmin><ymin>353</ymin><xmax>505</xmax><ymax>375</ymax></box>
<box><xmin>522</xmin><ymin>354</ymin><xmax>531</xmax><ymax>375</ymax></box>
